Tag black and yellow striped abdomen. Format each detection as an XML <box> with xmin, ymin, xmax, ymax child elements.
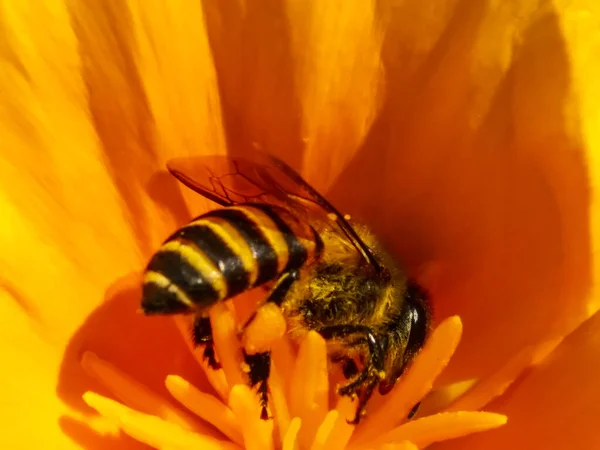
<box><xmin>141</xmin><ymin>203</ymin><xmax>323</xmax><ymax>315</ymax></box>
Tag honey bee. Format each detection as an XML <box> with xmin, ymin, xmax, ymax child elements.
<box><xmin>141</xmin><ymin>152</ymin><xmax>430</xmax><ymax>424</ymax></box>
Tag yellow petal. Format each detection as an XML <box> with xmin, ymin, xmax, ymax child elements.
<box><xmin>0</xmin><ymin>1</ymin><xmax>224</xmax><ymax>447</ymax></box>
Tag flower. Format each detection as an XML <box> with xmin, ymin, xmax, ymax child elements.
<box><xmin>1</xmin><ymin>1</ymin><xmax>599</xmax><ymax>449</ymax></box>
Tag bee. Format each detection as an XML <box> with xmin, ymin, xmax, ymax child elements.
<box><xmin>140</xmin><ymin>152</ymin><xmax>430</xmax><ymax>424</ymax></box>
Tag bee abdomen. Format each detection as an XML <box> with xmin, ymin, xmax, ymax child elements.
<box><xmin>142</xmin><ymin>203</ymin><xmax>318</xmax><ymax>315</ymax></box>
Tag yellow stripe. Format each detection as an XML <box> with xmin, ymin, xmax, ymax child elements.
<box><xmin>160</xmin><ymin>240</ymin><xmax>227</xmax><ymax>299</ymax></box>
<box><xmin>143</xmin><ymin>270</ymin><xmax>194</xmax><ymax>308</ymax></box>
<box><xmin>233</xmin><ymin>206</ymin><xmax>289</xmax><ymax>274</ymax></box>
<box><xmin>187</xmin><ymin>217</ymin><xmax>259</xmax><ymax>285</ymax></box>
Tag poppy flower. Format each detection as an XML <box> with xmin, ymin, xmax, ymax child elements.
<box><xmin>1</xmin><ymin>1</ymin><xmax>598</xmax><ymax>449</ymax></box>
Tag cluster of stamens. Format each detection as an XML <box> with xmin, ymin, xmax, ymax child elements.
<box><xmin>76</xmin><ymin>300</ymin><xmax>517</xmax><ymax>449</ymax></box>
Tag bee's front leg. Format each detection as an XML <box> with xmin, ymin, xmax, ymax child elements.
<box><xmin>192</xmin><ymin>315</ymin><xmax>220</xmax><ymax>369</ymax></box>
<box><xmin>317</xmin><ymin>325</ymin><xmax>385</xmax><ymax>424</ymax></box>
<box><xmin>330</xmin><ymin>354</ymin><xmax>359</xmax><ymax>379</ymax></box>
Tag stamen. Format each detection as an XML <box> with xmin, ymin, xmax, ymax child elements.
<box><xmin>311</xmin><ymin>410</ymin><xmax>339</xmax><ymax>450</ymax></box>
<box><xmin>417</xmin><ymin>379</ymin><xmax>477</xmax><ymax>417</ymax></box>
<box><xmin>210</xmin><ymin>303</ymin><xmax>245</xmax><ymax>387</ymax></box>
<box><xmin>271</xmin><ymin>337</ymin><xmax>296</xmax><ymax>400</ymax></box>
<box><xmin>269</xmin><ymin>344</ymin><xmax>293</xmax><ymax>443</ymax></box>
<box><xmin>365</xmin><ymin>411</ymin><xmax>507</xmax><ymax>448</ymax></box>
<box><xmin>83</xmin><ymin>302</ymin><xmax>507</xmax><ymax>449</ymax></box>
<box><xmin>446</xmin><ymin>345</ymin><xmax>536</xmax><ymax>412</ymax></box>
<box><xmin>82</xmin><ymin>392</ymin><xmax>238</xmax><ymax>450</ymax></box>
<box><xmin>282</xmin><ymin>417</ymin><xmax>302</xmax><ymax>450</ymax></box>
<box><xmin>351</xmin><ymin>316</ymin><xmax>463</xmax><ymax>445</ymax></box>
<box><xmin>81</xmin><ymin>351</ymin><xmax>207</xmax><ymax>434</ymax></box>
<box><xmin>320</xmin><ymin>397</ymin><xmax>356</xmax><ymax>450</ymax></box>
<box><xmin>289</xmin><ymin>331</ymin><xmax>330</xmax><ymax>447</ymax></box>
<box><xmin>228</xmin><ymin>384</ymin><xmax>274</xmax><ymax>450</ymax></box>
<box><xmin>165</xmin><ymin>375</ymin><xmax>243</xmax><ymax>445</ymax></box>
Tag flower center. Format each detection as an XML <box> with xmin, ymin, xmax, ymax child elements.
<box><xmin>81</xmin><ymin>303</ymin><xmax>508</xmax><ymax>449</ymax></box>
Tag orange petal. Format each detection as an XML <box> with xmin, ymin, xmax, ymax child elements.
<box><xmin>377</xmin><ymin>442</ymin><xmax>418</xmax><ymax>450</ymax></box>
<box><xmin>436</xmin><ymin>308</ymin><xmax>600</xmax><ymax>449</ymax></box>
<box><xmin>290</xmin><ymin>1</ymin><xmax>384</xmax><ymax>187</ymax></box>
<box><xmin>444</xmin><ymin>345</ymin><xmax>537</xmax><ymax>412</ymax></box>
<box><xmin>322</xmin><ymin>0</ymin><xmax>599</xmax><ymax>387</ymax></box>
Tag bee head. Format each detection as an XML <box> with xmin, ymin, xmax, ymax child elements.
<box><xmin>379</xmin><ymin>280</ymin><xmax>430</xmax><ymax>395</ymax></box>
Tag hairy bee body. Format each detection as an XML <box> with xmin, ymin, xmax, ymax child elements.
<box><xmin>141</xmin><ymin>153</ymin><xmax>430</xmax><ymax>423</ymax></box>
<box><xmin>142</xmin><ymin>203</ymin><xmax>323</xmax><ymax>315</ymax></box>
<box><xmin>282</xmin><ymin>224</ymin><xmax>428</xmax><ymax>393</ymax></box>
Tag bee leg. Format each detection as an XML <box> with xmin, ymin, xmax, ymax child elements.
<box><xmin>240</xmin><ymin>269</ymin><xmax>300</xmax><ymax>331</ymax></box>
<box><xmin>349</xmin><ymin>376</ymin><xmax>379</xmax><ymax>425</ymax></box>
<box><xmin>342</xmin><ymin>358</ymin><xmax>359</xmax><ymax>379</ymax></box>
<box><xmin>243</xmin><ymin>350</ymin><xmax>271</xmax><ymax>420</ymax></box>
<box><xmin>266</xmin><ymin>269</ymin><xmax>300</xmax><ymax>306</ymax></box>
<box><xmin>317</xmin><ymin>325</ymin><xmax>384</xmax><ymax>414</ymax></box>
<box><xmin>330</xmin><ymin>354</ymin><xmax>359</xmax><ymax>380</ymax></box>
<box><xmin>407</xmin><ymin>401</ymin><xmax>421</xmax><ymax>420</ymax></box>
<box><xmin>192</xmin><ymin>315</ymin><xmax>221</xmax><ymax>370</ymax></box>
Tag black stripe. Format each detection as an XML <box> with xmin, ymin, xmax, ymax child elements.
<box><xmin>170</xmin><ymin>225</ymin><xmax>250</xmax><ymax>298</ymax></box>
<box><xmin>249</xmin><ymin>204</ymin><xmax>308</xmax><ymax>272</ymax></box>
<box><xmin>141</xmin><ymin>281</ymin><xmax>193</xmax><ymax>315</ymax></box>
<box><xmin>202</xmin><ymin>208</ymin><xmax>279</xmax><ymax>286</ymax></box>
<box><xmin>146</xmin><ymin>251</ymin><xmax>220</xmax><ymax>308</ymax></box>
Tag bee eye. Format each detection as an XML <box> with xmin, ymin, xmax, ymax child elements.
<box><xmin>404</xmin><ymin>283</ymin><xmax>430</xmax><ymax>357</ymax></box>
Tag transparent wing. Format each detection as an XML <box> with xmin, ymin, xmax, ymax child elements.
<box><xmin>167</xmin><ymin>152</ymin><xmax>381</xmax><ymax>272</ymax></box>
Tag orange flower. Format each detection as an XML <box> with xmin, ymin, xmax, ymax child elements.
<box><xmin>1</xmin><ymin>1</ymin><xmax>599</xmax><ymax>449</ymax></box>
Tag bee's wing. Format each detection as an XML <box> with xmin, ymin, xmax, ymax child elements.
<box><xmin>167</xmin><ymin>154</ymin><xmax>275</xmax><ymax>207</ymax></box>
<box><xmin>167</xmin><ymin>152</ymin><xmax>381</xmax><ymax>272</ymax></box>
